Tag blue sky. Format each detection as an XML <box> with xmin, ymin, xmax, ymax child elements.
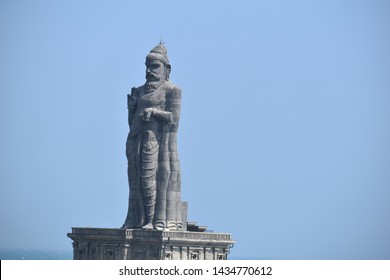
<box><xmin>1</xmin><ymin>0</ymin><xmax>389</xmax><ymax>259</ymax></box>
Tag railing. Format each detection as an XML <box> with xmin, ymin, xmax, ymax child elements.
<box><xmin>70</xmin><ymin>227</ymin><xmax>233</xmax><ymax>242</ymax></box>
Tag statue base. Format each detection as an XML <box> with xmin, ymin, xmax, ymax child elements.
<box><xmin>67</xmin><ymin>227</ymin><xmax>234</xmax><ymax>260</ymax></box>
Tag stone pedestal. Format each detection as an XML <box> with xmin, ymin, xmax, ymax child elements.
<box><xmin>67</xmin><ymin>227</ymin><xmax>234</xmax><ymax>260</ymax></box>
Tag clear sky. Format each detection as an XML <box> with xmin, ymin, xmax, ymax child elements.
<box><xmin>1</xmin><ymin>0</ymin><xmax>389</xmax><ymax>259</ymax></box>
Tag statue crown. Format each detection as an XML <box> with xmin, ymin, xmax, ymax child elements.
<box><xmin>146</xmin><ymin>42</ymin><xmax>169</xmax><ymax>65</ymax></box>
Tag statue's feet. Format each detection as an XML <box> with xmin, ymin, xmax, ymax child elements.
<box><xmin>142</xmin><ymin>223</ymin><xmax>153</xmax><ymax>230</ymax></box>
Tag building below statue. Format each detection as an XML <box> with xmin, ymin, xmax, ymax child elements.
<box><xmin>67</xmin><ymin>227</ymin><xmax>234</xmax><ymax>260</ymax></box>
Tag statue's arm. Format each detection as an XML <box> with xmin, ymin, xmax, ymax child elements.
<box><xmin>127</xmin><ymin>87</ymin><xmax>138</xmax><ymax>127</ymax></box>
<box><xmin>152</xmin><ymin>86</ymin><xmax>182</xmax><ymax>125</ymax></box>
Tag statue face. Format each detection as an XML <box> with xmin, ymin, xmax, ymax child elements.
<box><xmin>145</xmin><ymin>59</ymin><xmax>165</xmax><ymax>82</ymax></box>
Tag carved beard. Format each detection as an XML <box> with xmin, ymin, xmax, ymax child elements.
<box><xmin>145</xmin><ymin>80</ymin><xmax>165</xmax><ymax>93</ymax></box>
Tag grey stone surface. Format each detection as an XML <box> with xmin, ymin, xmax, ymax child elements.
<box><xmin>67</xmin><ymin>227</ymin><xmax>234</xmax><ymax>260</ymax></box>
<box><xmin>122</xmin><ymin>43</ymin><xmax>185</xmax><ymax>230</ymax></box>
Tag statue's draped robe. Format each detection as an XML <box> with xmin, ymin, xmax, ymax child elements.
<box><xmin>124</xmin><ymin>81</ymin><xmax>182</xmax><ymax>230</ymax></box>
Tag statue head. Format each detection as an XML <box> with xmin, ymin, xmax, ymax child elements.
<box><xmin>145</xmin><ymin>43</ymin><xmax>171</xmax><ymax>82</ymax></box>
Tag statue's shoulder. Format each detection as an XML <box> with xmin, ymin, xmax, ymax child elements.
<box><xmin>164</xmin><ymin>81</ymin><xmax>182</xmax><ymax>96</ymax></box>
<box><xmin>130</xmin><ymin>85</ymin><xmax>144</xmax><ymax>96</ymax></box>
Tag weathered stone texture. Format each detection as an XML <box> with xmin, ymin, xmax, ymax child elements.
<box><xmin>67</xmin><ymin>227</ymin><xmax>234</xmax><ymax>260</ymax></box>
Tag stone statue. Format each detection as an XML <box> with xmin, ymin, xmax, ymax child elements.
<box><xmin>68</xmin><ymin>43</ymin><xmax>235</xmax><ymax>260</ymax></box>
<box><xmin>122</xmin><ymin>43</ymin><xmax>184</xmax><ymax>230</ymax></box>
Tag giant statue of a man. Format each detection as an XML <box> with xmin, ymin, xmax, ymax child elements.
<box><xmin>122</xmin><ymin>43</ymin><xmax>184</xmax><ymax>230</ymax></box>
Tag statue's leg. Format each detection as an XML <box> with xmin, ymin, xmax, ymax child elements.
<box><xmin>122</xmin><ymin>169</ymin><xmax>137</xmax><ymax>228</ymax></box>
<box><xmin>141</xmin><ymin>131</ymin><xmax>159</xmax><ymax>229</ymax></box>
<box><xmin>122</xmin><ymin>134</ymin><xmax>144</xmax><ymax>228</ymax></box>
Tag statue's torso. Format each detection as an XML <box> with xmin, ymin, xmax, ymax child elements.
<box><xmin>128</xmin><ymin>85</ymin><xmax>167</xmax><ymax>138</ymax></box>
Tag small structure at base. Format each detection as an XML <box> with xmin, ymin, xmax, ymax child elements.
<box><xmin>67</xmin><ymin>227</ymin><xmax>234</xmax><ymax>260</ymax></box>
